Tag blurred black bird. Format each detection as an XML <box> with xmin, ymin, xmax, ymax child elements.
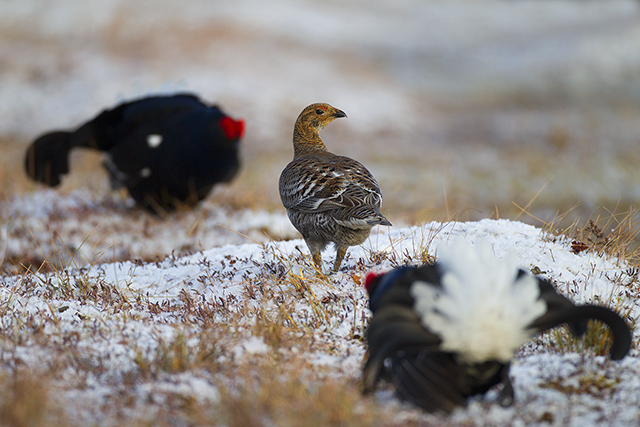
<box><xmin>25</xmin><ymin>93</ymin><xmax>244</xmax><ymax>214</ymax></box>
<box><xmin>362</xmin><ymin>239</ymin><xmax>631</xmax><ymax>413</ymax></box>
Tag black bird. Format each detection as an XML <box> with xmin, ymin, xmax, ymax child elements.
<box><xmin>362</xmin><ymin>239</ymin><xmax>631</xmax><ymax>413</ymax></box>
<box><xmin>25</xmin><ymin>93</ymin><xmax>244</xmax><ymax>214</ymax></box>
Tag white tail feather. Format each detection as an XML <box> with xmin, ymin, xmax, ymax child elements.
<box><xmin>410</xmin><ymin>238</ymin><xmax>547</xmax><ymax>363</ymax></box>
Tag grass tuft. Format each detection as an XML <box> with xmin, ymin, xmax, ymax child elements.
<box><xmin>550</xmin><ymin>318</ymin><xmax>634</xmax><ymax>359</ymax></box>
<box><xmin>542</xmin><ymin>364</ymin><xmax>622</xmax><ymax>398</ymax></box>
<box><xmin>537</xmin><ymin>205</ymin><xmax>640</xmax><ymax>265</ymax></box>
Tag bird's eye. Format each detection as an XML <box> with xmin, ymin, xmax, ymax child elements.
<box><xmin>315</xmin><ymin>108</ymin><xmax>325</xmax><ymax>115</ymax></box>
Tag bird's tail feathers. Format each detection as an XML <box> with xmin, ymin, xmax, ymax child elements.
<box><xmin>528</xmin><ymin>304</ymin><xmax>631</xmax><ymax>360</ymax></box>
<box><xmin>372</xmin><ymin>214</ymin><xmax>392</xmax><ymax>227</ymax></box>
<box><xmin>365</xmin><ymin>211</ymin><xmax>391</xmax><ymax>227</ymax></box>
<box><xmin>413</xmin><ymin>238</ymin><xmax>547</xmax><ymax>363</ymax></box>
<box><xmin>25</xmin><ymin>131</ymin><xmax>73</xmax><ymax>187</ymax></box>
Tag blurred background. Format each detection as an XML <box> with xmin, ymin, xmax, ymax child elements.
<box><xmin>2</xmin><ymin>0</ymin><xmax>640</xmax><ymax>265</ymax></box>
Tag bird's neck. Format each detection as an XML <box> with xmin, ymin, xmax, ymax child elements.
<box><xmin>292</xmin><ymin>127</ymin><xmax>328</xmax><ymax>158</ymax></box>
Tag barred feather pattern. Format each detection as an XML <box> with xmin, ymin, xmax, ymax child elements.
<box><xmin>279</xmin><ymin>103</ymin><xmax>391</xmax><ymax>271</ymax></box>
<box><xmin>280</xmin><ymin>153</ymin><xmax>390</xmax><ymax>228</ymax></box>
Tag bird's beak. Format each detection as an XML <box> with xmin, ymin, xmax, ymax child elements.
<box><xmin>332</xmin><ymin>109</ymin><xmax>347</xmax><ymax>118</ymax></box>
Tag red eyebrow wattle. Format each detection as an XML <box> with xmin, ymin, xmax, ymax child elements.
<box><xmin>365</xmin><ymin>271</ymin><xmax>381</xmax><ymax>292</ymax></box>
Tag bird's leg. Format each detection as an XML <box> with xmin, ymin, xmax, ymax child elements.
<box><xmin>305</xmin><ymin>240</ymin><xmax>327</xmax><ymax>274</ymax></box>
<box><xmin>312</xmin><ymin>252</ymin><xmax>323</xmax><ymax>270</ymax></box>
<box><xmin>496</xmin><ymin>363</ymin><xmax>514</xmax><ymax>407</ymax></box>
<box><xmin>332</xmin><ymin>247</ymin><xmax>347</xmax><ymax>273</ymax></box>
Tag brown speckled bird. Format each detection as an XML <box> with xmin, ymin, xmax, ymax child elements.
<box><xmin>279</xmin><ymin>103</ymin><xmax>392</xmax><ymax>273</ymax></box>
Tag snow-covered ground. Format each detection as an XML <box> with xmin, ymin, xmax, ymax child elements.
<box><xmin>1</xmin><ymin>219</ymin><xmax>639</xmax><ymax>425</ymax></box>
<box><xmin>2</xmin><ymin>1</ymin><xmax>640</xmax><ymax>425</ymax></box>
<box><xmin>0</xmin><ymin>188</ymin><xmax>300</xmax><ymax>268</ymax></box>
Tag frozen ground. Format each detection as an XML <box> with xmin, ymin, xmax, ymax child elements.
<box><xmin>0</xmin><ymin>188</ymin><xmax>300</xmax><ymax>268</ymax></box>
<box><xmin>2</xmin><ymin>1</ymin><xmax>640</xmax><ymax>425</ymax></box>
<box><xmin>1</xmin><ymin>219</ymin><xmax>639</xmax><ymax>426</ymax></box>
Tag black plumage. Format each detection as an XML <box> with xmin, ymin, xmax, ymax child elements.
<box><xmin>25</xmin><ymin>93</ymin><xmax>244</xmax><ymax>214</ymax></box>
<box><xmin>362</xmin><ymin>242</ymin><xmax>632</xmax><ymax>413</ymax></box>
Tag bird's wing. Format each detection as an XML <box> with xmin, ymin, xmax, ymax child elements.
<box><xmin>279</xmin><ymin>155</ymin><xmax>383</xmax><ymax>214</ymax></box>
<box><xmin>362</xmin><ymin>305</ymin><xmax>442</xmax><ymax>393</ymax></box>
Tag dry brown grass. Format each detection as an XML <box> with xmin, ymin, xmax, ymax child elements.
<box><xmin>0</xmin><ymin>369</ymin><xmax>51</xmax><ymax>427</ymax></box>
<box><xmin>1</xmin><ymin>79</ymin><xmax>639</xmax><ymax>427</ymax></box>
<box><xmin>0</xmin><ymin>217</ymin><xmax>428</xmax><ymax>426</ymax></box>
<box><xmin>564</xmin><ymin>209</ymin><xmax>640</xmax><ymax>265</ymax></box>
<box><xmin>214</xmin><ymin>357</ymin><xmax>383</xmax><ymax>427</ymax></box>
<box><xmin>1</xmin><ymin>210</ymin><xmax>639</xmax><ymax>425</ymax></box>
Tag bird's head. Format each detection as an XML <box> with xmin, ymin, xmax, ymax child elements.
<box><xmin>292</xmin><ymin>103</ymin><xmax>347</xmax><ymax>156</ymax></box>
<box><xmin>297</xmin><ymin>103</ymin><xmax>347</xmax><ymax>132</ymax></box>
<box><xmin>365</xmin><ymin>271</ymin><xmax>383</xmax><ymax>294</ymax></box>
<box><xmin>364</xmin><ymin>267</ymin><xmax>413</xmax><ymax>313</ymax></box>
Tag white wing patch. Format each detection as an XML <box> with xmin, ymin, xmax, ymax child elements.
<box><xmin>146</xmin><ymin>134</ymin><xmax>163</xmax><ymax>148</ymax></box>
<box><xmin>410</xmin><ymin>238</ymin><xmax>547</xmax><ymax>363</ymax></box>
